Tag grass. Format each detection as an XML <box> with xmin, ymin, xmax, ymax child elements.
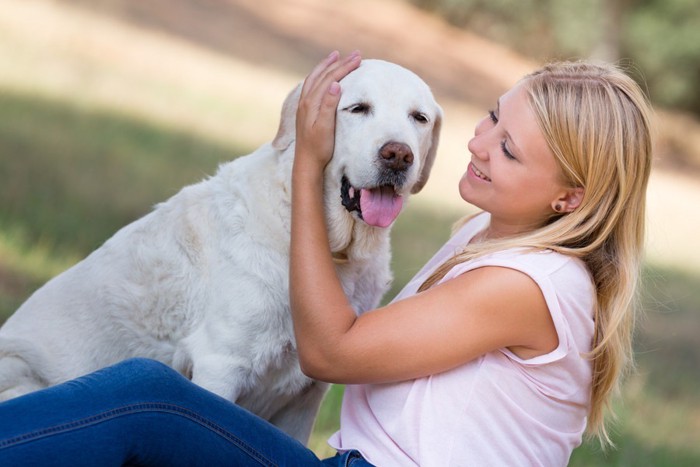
<box><xmin>0</xmin><ymin>90</ymin><xmax>245</xmax><ymax>319</ymax></box>
<box><xmin>566</xmin><ymin>264</ymin><xmax>700</xmax><ymax>465</ymax></box>
<box><xmin>0</xmin><ymin>91</ymin><xmax>243</xmax><ymax>255</ymax></box>
<box><xmin>1</xmin><ymin>85</ymin><xmax>700</xmax><ymax>466</ymax></box>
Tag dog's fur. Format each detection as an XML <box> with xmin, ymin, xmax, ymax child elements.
<box><xmin>0</xmin><ymin>59</ymin><xmax>442</xmax><ymax>443</ymax></box>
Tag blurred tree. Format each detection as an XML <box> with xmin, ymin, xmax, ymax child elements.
<box><xmin>623</xmin><ymin>0</ymin><xmax>700</xmax><ymax>113</ymax></box>
<box><xmin>591</xmin><ymin>0</ymin><xmax>625</xmax><ymax>62</ymax></box>
<box><xmin>408</xmin><ymin>0</ymin><xmax>700</xmax><ymax>115</ymax></box>
<box><xmin>408</xmin><ymin>0</ymin><xmax>604</xmax><ymax>60</ymax></box>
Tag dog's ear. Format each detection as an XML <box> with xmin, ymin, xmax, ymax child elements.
<box><xmin>410</xmin><ymin>104</ymin><xmax>443</xmax><ymax>194</ymax></box>
<box><xmin>271</xmin><ymin>83</ymin><xmax>303</xmax><ymax>151</ymax></box>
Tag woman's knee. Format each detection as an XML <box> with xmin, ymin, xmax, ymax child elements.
<box><xmin>93</xmin><ymin>358</ymin><xmax>188</xmax><ymax>399</ymax></box>
<box><xmin>113</xmin><ymin>357</ymin><xmax>175</xmax><ymax>377</ymax></box>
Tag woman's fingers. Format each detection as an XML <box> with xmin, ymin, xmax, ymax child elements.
<box><xmin>297</xmin><ymin>50</ymin><xmax>361</xmax><ymax>138</ymax></box>
<box><xmin>301</xmin><ymin>51</ymin><xmax>361</xmax><ymax>106</ymax></box>
<box><xmin>302</xmin><ymin>51</ymin><xmax>341</xmax><ymax>96</ymax></box>
<box><xmin>294</xmin><ymin>51</ymin><xmax>361</xmax><ymax>167</ymax></box>
<box><xmin>314</xmin><ymin>54</ymin><xmax>361</xmax><ymax>120</ymax></box>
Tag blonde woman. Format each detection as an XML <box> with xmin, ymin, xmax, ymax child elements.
<box><xmin>0</xmin><ymin>52</ymin><xmax>653</xmax><ymax>466</ymax></box>
<box><xmin>291</xmin><ymin>51</ymin><xmax>652</xmax><ymax>465</ymax></box>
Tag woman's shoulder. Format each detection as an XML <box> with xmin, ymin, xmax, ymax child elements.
<box><xmin>450</xmin><ymin>245</ymin><xmax>588</xmax><ymax>282</ymax></box>
<box><xmin>498</xmin><ymin>248</ymin><xmax>590</xmax><ymax>279</ymax></box>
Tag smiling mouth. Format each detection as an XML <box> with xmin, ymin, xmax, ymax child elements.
<box><xmin>340</xmin><ymin>176</ymin><xmax>404</xmax><ymax>228</ymax></box>
<box><xmin>470</xmin><ymin>163</ymin><xmax>492</xmax><ymax>182</ymax></box>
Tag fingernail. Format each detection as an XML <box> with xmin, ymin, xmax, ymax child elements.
<box><xmin>328</xmin><ymin>50</ymin><xmax>340</xmax><ymax>61</ymax></box>
<box><xmin>329</xmin><ymin>82</ymin><xmax>341</xmax><ymax>96</ymax></box>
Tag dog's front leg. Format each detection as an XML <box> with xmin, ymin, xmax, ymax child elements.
<box><xmin>190</xmin><ymin>354</ymin><xmax>251</xmax><ymax>403</ymax></box>
<box><xmin>268</xmin><ymin>380</ymin><xmax>330</xmax><ymax>445</ymax></box>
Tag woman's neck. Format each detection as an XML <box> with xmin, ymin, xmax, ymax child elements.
<box><xmin>475</xmin><ymin>215</ymin><xmax>544</xmax><ymax>243</ymax></box>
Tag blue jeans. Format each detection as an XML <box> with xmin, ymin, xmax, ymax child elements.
<box><xmin>0</xmin><ymin>358</ymin><xmax>373</xmax><ymax>466</ymax></box>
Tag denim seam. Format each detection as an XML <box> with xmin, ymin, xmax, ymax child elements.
<box><xmin>0</xmin><ymin>402</ymin><xmax>276</xmax><ymax>466</ymax></box>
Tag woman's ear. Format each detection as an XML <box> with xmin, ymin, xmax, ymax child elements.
<box><xmin>552</xmin><ymin>187</ymin><xmax>584</xmax><ymax>213</ymax></box>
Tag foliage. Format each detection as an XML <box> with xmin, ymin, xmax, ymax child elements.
<box><xmin>408</xmin><ymin>0</ymin><xmax>700</xmax><ymax>115</ymax></box>
<box><xmin>625</xmin><ymin>0</ymin><xmax>700</xmax><ymax>113</ymax></box>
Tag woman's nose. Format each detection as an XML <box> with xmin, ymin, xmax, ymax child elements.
<box><xmin>468</xmin><ymin>116</ymin><xmax>494</xmax><ymax>160</ymax></box>
<box><xmin>474</xmin><ymin>115</ymin><xmax>490</xmax><ymax>137</ymax></box>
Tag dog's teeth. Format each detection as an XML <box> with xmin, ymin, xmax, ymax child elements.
<box><xmin>349</xmin><ymin>187</ymin><xmax>355</xmax><ymax>197</ymax></box>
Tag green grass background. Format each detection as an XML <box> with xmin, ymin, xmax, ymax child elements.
<box><xmin>1</xmin><ymin>89</ymin><xmax>699</xmax><ymax>466</ymax></box>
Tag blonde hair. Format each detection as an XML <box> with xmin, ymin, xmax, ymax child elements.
<box><xmin>419</xmin><ymin>61</ymin><xmax>654</xmax><ymax>446</ymax></box>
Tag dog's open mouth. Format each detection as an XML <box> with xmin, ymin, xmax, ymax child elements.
<box><xmin>340</xmin><ymin>176</ymin><xmax>404</xmax><ymax>228</ymax></box>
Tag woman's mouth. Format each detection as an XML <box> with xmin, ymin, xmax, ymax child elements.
<box><xmin>469</xmin><ymin>163</ymin><xmax>492</xmax><ymax>182</ymax></box>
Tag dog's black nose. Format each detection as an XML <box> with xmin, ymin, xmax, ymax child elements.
<box><xmin>379</xmin><ymin>142</ymin><xmax>413</xmax><ymax>171</ymax></box>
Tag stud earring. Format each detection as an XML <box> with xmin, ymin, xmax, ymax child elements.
<box><xmin>554</xmin><ymin>204</ymin><xmax>562</xmax><ymax>212</ymax></box>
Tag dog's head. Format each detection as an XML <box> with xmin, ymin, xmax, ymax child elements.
<box><xmin>273</xmin><ymin>59</ymin><xmax>442</xmax><ymax>229</ymax></box>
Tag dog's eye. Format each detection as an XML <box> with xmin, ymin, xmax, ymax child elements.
<box><xmin>345</xmin><ymin>103</ymin><xmax>371</xmax><ymax>115</ymax></box>
<box><xmin>411</xmin><ymin>111</ymin><xmax>429</xmax><ymax>124</ymax></box>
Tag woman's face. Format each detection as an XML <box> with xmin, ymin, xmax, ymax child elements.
<box><xmin>459</xmin><ymin>81</ymin><xmax>569</xmax><ymax>237</ymax></box>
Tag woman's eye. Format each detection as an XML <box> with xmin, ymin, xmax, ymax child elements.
<box><xmin>411</xmin><ymin>111</ymin><xmax>429</xmax><ymax>124</ymax></box>
<box><xmin>500</xmin><ymin>140</ymin><xmax>516</xmax><ymax>160</ymax></box>
<box><xmin>488</xmin><ymin>110</ymin><xmax>498</xmax><ymax>124</ymax></box>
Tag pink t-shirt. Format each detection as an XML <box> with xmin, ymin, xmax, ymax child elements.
<box><xmin>328</xmin><ymin>213</ymin><xmax>595</xmax><ymax>466</ymax></box>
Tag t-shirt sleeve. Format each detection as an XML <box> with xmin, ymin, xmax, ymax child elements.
<box><xmin>440</xmin><ymin>250</ymin><xmax>595</xmax><ymax>366</ymax></box>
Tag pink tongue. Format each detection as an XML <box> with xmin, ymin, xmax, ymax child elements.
<box><xmin>359</xmin><ymin>187</ymin><xmax>404</xmax><ymax>228</ymax></box>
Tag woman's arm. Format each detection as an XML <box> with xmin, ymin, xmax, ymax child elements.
<box><xmin>290</xmin><ymin>52</ymin><xmax>558</xmax><ymax>384</ymax></box>
<box><xmin>290</xmin><ymin>50</ymin><xmax>363</xmax><ymax>375</ymax></box>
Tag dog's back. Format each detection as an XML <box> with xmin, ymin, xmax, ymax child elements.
<box><xmin>0</xmin><ymin>175</ymin><xmax>218</xmax><ymax>387</ymax></box>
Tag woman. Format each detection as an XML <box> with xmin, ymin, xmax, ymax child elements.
<box><xmin>0</xmin><ymin>52</ymin><xmax>653</xmax><ymax>466</ymax></box>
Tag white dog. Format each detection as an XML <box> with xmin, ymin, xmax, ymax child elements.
<box><xmin>0</xmin><ymin>59</ymin><xmax>442</xmax><ymax>443</ymax></box>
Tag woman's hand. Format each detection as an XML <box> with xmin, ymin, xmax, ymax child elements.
<box><xmin>294</xmin><ymin>50</ymin><xmax>361</xmax><ymax>174</ymax></box>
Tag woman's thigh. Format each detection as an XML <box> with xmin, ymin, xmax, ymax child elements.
<box><xmin>0</xmin><ymin>358</ymin><xmax>324</xmax><ymax>467</ymax></box>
